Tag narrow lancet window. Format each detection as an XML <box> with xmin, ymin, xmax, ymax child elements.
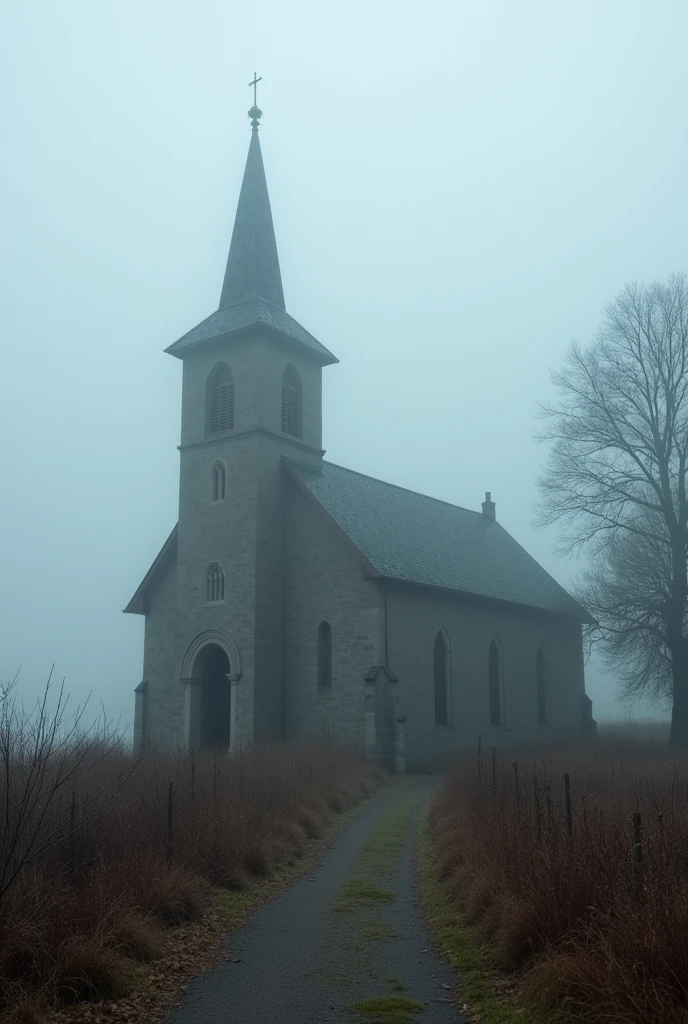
<box><xmin>537</xmin><ymin>646</ymin><xmax>548</xmax><ymax>726</ymax></box>
<box><xmin>434</xmin><ymin>630</ymin><xmax>450</xmax><ymax>725</ymax></box>
<box><xmin>489</xmin><ymin>638</ymin><xmax>502</xmax><ymax>726</ymax></box>
<box><xmin>317</xmin><ymin>620</ymin><xmax>332</xmax><ymax>689</ymax></box>
<box><xmin>205</xmin><ymin>564</ymin><xmax>225</xmax><ymax>603</ymax></box>
<box><xmin>211</xmin><ymin>462</ymin><xmax>226</xmax><ymax>502</ymax></box>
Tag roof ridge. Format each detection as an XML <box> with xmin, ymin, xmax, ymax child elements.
<box><xmin>321</xmin><ymin>460</ymin><xmax>486</xmax><ymax>519</ymax></box>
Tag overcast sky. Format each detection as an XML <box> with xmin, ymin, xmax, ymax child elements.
<box><xmin>2</xmin><ymin>0</ymin><xmax>686</xmax><ymax>729</ymax></box>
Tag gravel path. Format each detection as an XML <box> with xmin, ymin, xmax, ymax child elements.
<box><xmin>164</xmin><ymin>779</ymin><xmax>465</xmax><ymax>1023</ymax></box>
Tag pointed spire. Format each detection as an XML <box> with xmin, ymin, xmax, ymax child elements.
<box><xmin>218</xmin><ymin>87</ymin><xmax>285</xmax><ymax>312</ymax></box>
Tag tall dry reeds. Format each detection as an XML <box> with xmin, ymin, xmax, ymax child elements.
<box><xmin>431</xmin><ymin>739</ymin><xmax>688</xmax><ymax>1023</ymax></box>
<box><xmin>0</xmin><ymin>677</ymin><xmax>379</xmax><ymax>1021</ymax></box>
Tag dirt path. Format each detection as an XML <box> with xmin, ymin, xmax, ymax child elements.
<box><xmin>164</xmin><ymin>779</ymin><xmax>465</xmax><ymax>1023</ymax></box>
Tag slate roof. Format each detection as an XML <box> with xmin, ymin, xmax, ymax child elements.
<box><xmin>165</xmin><ymin>125</ymin><xmax>337</xmax><ymax>366</ymax></box>
<box><xmin>165</xmin><ymin>296</ymin><xmax>337</xmax><ymax>364</ymax></box>
<box><xmin>285</xmin><ymin>460</ymin><xmax>590</xmax><ymax>620</ymax></box>
<box><xmin>219</xmin><ymin>128</ymin><xmax>284</xmax><ymax>311</ymax></box>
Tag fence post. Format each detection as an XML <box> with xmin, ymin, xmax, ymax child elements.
<box><xmin>477</xmin><ymin>734</ymin><xmax>482</xmax><ymax>782</ymax></box>
<box><xmin>68</xmin><ymin>789</ymin><xmax>76</xmax><ymax>869</ymax></box>
<box><xmin>513</xmin><ymin>762</ymin><xmax>520</xmax><ymax>807</ymax></box>
<box><xmin>533</xmin><ymin>768</ymin><xmax>541</xmax><ymax>841</ymax></box>
<box><xmin>190</xmin><ymin>756</ymin><xmax>196</xmax><ymax>802</ymax></box>
<box><xmin>491</xmin><ymin>747</ymin><xmax>497</xmax><ymax>797</ymax></box>
<box><xmin>632</xmin><ymin>811</ymin><xmax>644</xmax><ymax>895</ymax></box>
<box><xmin>564</xmin><ymin>773</ymin><xmax>573</xmax><ymax>837</ymax></box>
<box><xmin>166</xmin><ymin>781</ymin><xmax>174</xmax><ymax>863</ymax></box>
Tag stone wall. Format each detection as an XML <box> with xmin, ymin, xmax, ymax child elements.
<box><xmin>284</xmin><ymin>481</ymin><xmax>381</xmax><ymax>750</ymax></box>
<box><xmin>384</xmin><ymin>583</ymin><xmax>586</xmax><ymax>771</ymax></box>
<box><xmin>140</xmin><ymin>557</ymin><xmax>183</xmax><ymax>752</ymax></box>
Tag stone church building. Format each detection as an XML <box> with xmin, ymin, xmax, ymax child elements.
<box><xmin>125</xmin><ymin>102</ymin><xmax>594</xmax><ymax>770</ymax></box>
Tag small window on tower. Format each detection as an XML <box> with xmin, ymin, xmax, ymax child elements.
<box><xmin>281</xmin><ymin>365</ymin><xmax>302</xmax><ymax>438</ymax></box>
<box><xmin>206</xmin><ymin>363</ymin><xmax>235</xmax><ymax>436</ymax></box>
<box><xmin>204</xmin><ymin>563</ymin><xmax>225</xmax><ymax>603</ymax></box>
<box><xmin>211</xmin><ymin>462</ymin><xmax>226</xmax><ymax>502</ymax></box>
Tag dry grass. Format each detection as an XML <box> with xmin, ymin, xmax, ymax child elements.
<box><xmin>0</xmin><ymin>742</ymin><xmax>380</xmax><ymax>1020</ymax></box>
<box><xmin>431</xmin><ymin>738</ymin><xmax>688</xmax><ymax>1023</ymax></box>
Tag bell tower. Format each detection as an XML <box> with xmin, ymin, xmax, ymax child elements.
<box><xmin>165</xmin><ymin>84</ymin><xmax>338</xmax><ymax>747</ymax></box>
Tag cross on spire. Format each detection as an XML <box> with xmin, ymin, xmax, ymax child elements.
<box><xmin>248</xmin><ymin>72</ymin><xmax>263</xmax><ymax>130</ymax></box>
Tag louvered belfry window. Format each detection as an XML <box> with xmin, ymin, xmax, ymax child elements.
<box><xmin>207</xmin><ymin>364</ymin><xmax>235</xmax><ymax>436</ymax></box>
<box><xmin>281</xmin><ymin>366</ymin><xmax>302</xmax><ymax>438</ymax></box>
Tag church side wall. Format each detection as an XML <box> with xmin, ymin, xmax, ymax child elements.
<box><xmin>284</xmin><ymin>483</ymin><xmax>381</xmax><ymax>750</ymax></box>
<box><xmin>386</xmin><ymin>586</ymin><xmax>585</xmax><ymax>771</ymax></box>
<box><xmin>142</xmin><ymin>558</ymin><xmax>183</xmax><ymax>753</ymax></box>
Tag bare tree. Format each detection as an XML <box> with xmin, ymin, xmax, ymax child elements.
<box><xmin>537</xmin><ymin>274</ymin><xmax>688</xmax><ymax>744</ymax></box>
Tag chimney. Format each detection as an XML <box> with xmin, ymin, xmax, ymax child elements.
<box><xmin>481</xmin><ymin>491</ymin><xmax>496</xmax><ymax>521</ymax></box>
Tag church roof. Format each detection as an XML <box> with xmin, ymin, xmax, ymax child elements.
<box><xmin>165</xmin><ymin>296</ymin><xmax>337</xmax><ymax>364</ymax></box>
<box><xmin>285</xmin><ymin>460</ymin><xmax>591</xmax><ymax>621</ymax></box>
<box><xmin>218</xmin><ymin>127</ymin><xmax>284</xmax><ymax>311</ymax></box>
<box><xmin>165</xmin><ymin>116</ymin><xmax>336</xmax><ymax>365</ymax></box>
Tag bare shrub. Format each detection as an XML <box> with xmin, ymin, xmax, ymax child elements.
<box><xmin>431</xmin><ymin>740</ymin><xmax>688</xmax><ymax>1023</ymax></box>
<box><xmin>0</xmin><ymin>678</ymin><xmax>379</xmax><ymax>1018</ymax></box>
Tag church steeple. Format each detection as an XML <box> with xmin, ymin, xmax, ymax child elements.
<box><xmin>165</xmin><ymin>82</ymin><xmax>336</xmax><ymax>367</ymax></box>
<box><xmin>218</xmin><ymin>84</ymin><xmax>285</xmax><ymax>312</ymax></box>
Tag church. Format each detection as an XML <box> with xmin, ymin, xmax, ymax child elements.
<box><xmin>125</xmin><ymin>94</ymin><xmax>594</xmax><ymax>771</ymax></box>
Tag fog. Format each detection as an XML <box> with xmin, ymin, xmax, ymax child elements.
<box><xmin>2</xmin><ymin>0</ymin><xmax>686</xmax><ymax>729</ymax></box>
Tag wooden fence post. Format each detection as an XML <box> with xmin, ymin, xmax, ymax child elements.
<box><xmin>166</xmin><ymin>781</ymin><xmax>173</xmax><ymax>863</ymax></box>
<box><xmin>632</xmin><ymin>811</ymin><xmax>644</xmax><ymax>895</ymax></box>
<box><xmin>564</xmin><ymin>773</ymin><xmax>573</xmax><ymax>837</ymax></box>
<box><xmin>477</xmin><ymin>734</ymin><xmax>482</xmax><ymax>781</ymax></box>
<box><xmin>513</xmin><ymin>762</ymin><xmax>520</xmax><ymax>806</ymax></box>
<box><xmin>491</xmin><ymin>747</ymin><xmax>497</xmax><ymax>797</ymax></box>
<box><xmin>534</xmin><ymin>769</ymin><xmax>542</xmax><ymax>840</ymax></box>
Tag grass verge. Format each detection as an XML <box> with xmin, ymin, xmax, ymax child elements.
<box><xmin>348</xmin><ymin>995</ymin><xmax>426</xmax><ymax>1022</ymax></box>
<box><xmin>416</xmin><ymin>813</ymin><xmax>543</xmax><ymax>1024</ymax></box>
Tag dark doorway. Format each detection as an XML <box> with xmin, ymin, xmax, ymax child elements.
<box><xmin>194</xmin><ymin>644</ymin><xmax>232</xmax><ymax>749</ymax></box>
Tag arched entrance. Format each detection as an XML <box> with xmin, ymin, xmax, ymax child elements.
<box><xmin>193</xmin><ymin>644</ymin><xmax>231</xmax><ymax>749</ymax></box>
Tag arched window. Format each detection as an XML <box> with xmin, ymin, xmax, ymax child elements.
<box><xmin>206</xmin><ymin>363</ymin><xmax>235</xmax><ymax>436</ymax></box>
<box><xmin>489</xmin><ymin>637</ymin><xmax>503</xmax><ymax>726</ymax></box>
<box><xmin>204</xmin><ymin>564</ymin><xmax>225</xmax><ymax>604</ymax></box>
<box><xmin>536</xmin><ymin>645</ymin><xmax>548</xmax><ymax>726</ymax></box>
<box><xmin>433</xmin><ymin>629</ymin><xmax>450</xmax><ymax>725</ymax></box>
<box><xmin>281</xmin><ymin>365</ymin><xmax>302</xmax><ymax>438</ymax></box>
<box><xmin>211</xmin><ymin>462</ymin><xmax>226</xmax><ymax>502</ymax></box>
<box><xmin>317</xmin><ymin>620</ymin><xmax>332</xmax><ymax>690</ymax></box>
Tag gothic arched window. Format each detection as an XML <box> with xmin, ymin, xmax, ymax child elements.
<box><xmin>433</xmin><ymin>629</ymin><xmax>450</xmax><ymax>725</ymax></box>
<box><xmin>206</xmin><ymin>363</ymin><xmax>235</xmax><ymax>436</ymax></box>
<box><xmin>211</xmin><ymin>462</ymin><xmax>226</xmax><ymax>502</ymax></box>
<box><xmin>317</xmin><ymin>620</ymin><xmax>332</xmax><ymax>690</ymax></box>
<box><xmin>204</xmin><ymin>563</ymin><xmax>225</xmax><ymax>604</ymax></box>
<box><xmin>489</xmin><ymin>637</ymin><xmax>503</xmax><ymax>726</ymax></box>
<box><xmin>536</xmin><ymin>645</ymin><xmax>548</xmax><ymax>726</ymax></box>
<box><xmin>281</xmin><ymin>365</ymin><xmax>302</xmax><ymax>438</ymax></box>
